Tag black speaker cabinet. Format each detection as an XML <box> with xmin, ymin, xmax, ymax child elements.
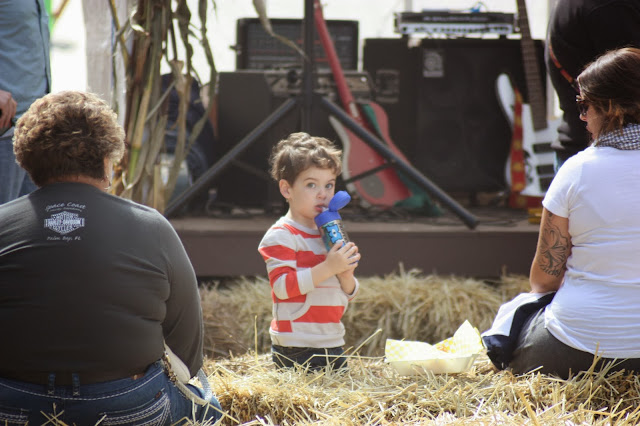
<box><xmin>214</xmin><ymin>69</ymin><xmax>373</xmax><ymax>209</ymax></box>
<box><xmin>236</xmin><ymin>18</ymin><xmax>359</xmax><ymax>71</ymax></box>
<box><xmin>363</xmin><ymin>37</ymin><xmax>546</xmax><ymax>193</ymax></box>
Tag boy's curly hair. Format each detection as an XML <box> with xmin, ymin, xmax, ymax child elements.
<box><xmin>269</xmin><ymin>132</ymin><xmax>342</xmax><ymax>183</ymax></box>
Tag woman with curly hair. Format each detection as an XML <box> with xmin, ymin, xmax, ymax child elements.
<box><xmin>0</xmin><ymin>91</ymin><xmax>222</xmax><ymax>424</ymax></box>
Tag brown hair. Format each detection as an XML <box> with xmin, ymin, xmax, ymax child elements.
<box><xmin>577</xmin><ymin>47</ymin><xmax>640</xmax><ymax>139</ymax></box>
<box><xmin>13</xmin><ymin>91</ymin><xmax>126</xmax><ymax>187</ymax></box>
<box><xmin>269</xmin><ymin>132</ymin><xmax>342</xmax><ymax>183</ymax></box>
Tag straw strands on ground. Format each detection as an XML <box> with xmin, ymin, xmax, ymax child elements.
<box><xmin>203</xmin><ymin>352</ymin><xmax>640</xmax><ymax>425</ymax></box>
<box><xmin>200</xmin><ymin>269</ymin><xmax>640</xmax><ymax>425</ymax></box>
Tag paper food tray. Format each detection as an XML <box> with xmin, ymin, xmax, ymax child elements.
<box><xmin>388</xmin><ymin>354</ymin><xmax>478</xmax><ymax>376</ymax></box>
<box><xmin>385</xmin><ymin>320</ymin><xmax>483</xmax><ymax>376</ymax></box>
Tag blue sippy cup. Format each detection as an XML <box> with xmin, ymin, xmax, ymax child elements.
<box><xmin>314</xmin><ymin>190</ymin><xmax>351</xmax><ymax>251</ymax></box>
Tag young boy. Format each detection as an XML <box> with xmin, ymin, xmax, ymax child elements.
<box><xmin>258</xmin><ymin>132</ymin><xmax>361</xmax><ymax>370</ymax></box>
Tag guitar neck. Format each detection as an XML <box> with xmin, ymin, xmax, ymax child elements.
<box><xmin>313</xmin><ymin>0</ymin><xmax>364</xmax><ymax>124</ymax></box>
<box><xmin>516</xmin><ymin>0</ymin><xmax>547</xmax><ymax>131</ymax></box>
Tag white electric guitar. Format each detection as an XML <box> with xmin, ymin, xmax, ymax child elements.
<box><xmin>496</xmin><ymin>73</ymin><xmax>558</xmax><ymax>197</ymax></box>
<box><xmin>497</xmin><ymin>0</ymin><xmax>560</xmax><ymax>198</ymax></box>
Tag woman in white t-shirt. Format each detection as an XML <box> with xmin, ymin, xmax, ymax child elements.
<box><xmin>507</xmin><ymin>47</ymin><xmax>640</xmax><ymax>379</ymax></box>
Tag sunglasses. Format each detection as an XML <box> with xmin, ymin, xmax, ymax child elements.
<box><xmin>576</xmin><ymin>96</ymin><xmax>589</xmax><ymax>116</ymax></box>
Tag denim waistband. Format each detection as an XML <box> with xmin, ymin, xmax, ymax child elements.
<box><xmin>0</xmin><ymin>360</ymin><xmax>161</xmax><ymax>388</ymax></box>
<box><xmin>0</xmin><ymin>361</ymin><xmax>167</xmax><ymax>402</ymax></box>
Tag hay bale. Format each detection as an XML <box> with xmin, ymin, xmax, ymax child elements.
<box><xmin>202</xmin><ymin>353</ymin><xmax>640</xmax><ymax>425</ymax></box>
<box><xmin>200</xmin><ymin>268</ymin><xmax>530</xmax><ymax>358</ymax></box>
<box><xmin>343</xmin><ymin>268</ymin><xmax>508</xmax><ymax>355</ymax></box>
<box><xmin>200</xmin><ymin>277</ymin><xmax>272</xmax><ymax>357</ymax></box>
<box><xmin>200</xmin><ymin>271</ymin><xmax>640</xmax><ymax>425</ymax></box>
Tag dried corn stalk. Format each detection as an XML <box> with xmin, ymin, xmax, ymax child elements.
<box><xmin>106</xmin><ymin>0</ymin><xmax>303</xmax><ymax>213</ymax></box>
<box><xmin>107</xmin><ymin>0</ymin><xmax>217</xmax><ymax>212</ymax></box>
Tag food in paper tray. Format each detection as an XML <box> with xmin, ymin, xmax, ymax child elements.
<box><xmin>385</xmin><ymin>320</ymin><xmax>484</xmax><ymax>375</ymax></box>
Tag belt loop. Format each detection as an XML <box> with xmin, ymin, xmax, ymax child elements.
<box><xmin>72</xmin><ymin>373</ymin><xmax>80</xmax><ymax>396</ymax></box>
<box><xmin>47</xmin><ymin>373</ymin><xmax>55</xmax><ymax>395</ymax></box>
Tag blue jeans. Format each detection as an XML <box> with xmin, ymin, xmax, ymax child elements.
<box><xmin>0</xmin><ymin>361</ymin><xmax>223</xmax><ymax>425</ymax></box>
<box><xmin>0</xmin><ymin>134</ymin><xmax>36</xmax><ymax>204</ymax></box>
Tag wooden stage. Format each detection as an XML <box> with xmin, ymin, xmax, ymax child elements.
<box><xmin>170</xmin><ymin>203</ymin><xmax>541</xmax><ymax>280</ymax></box>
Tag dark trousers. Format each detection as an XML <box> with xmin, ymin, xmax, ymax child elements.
<box><xmin>272</xmin><ymin>345</ymin><xmax>347</xmax><ymax>371</ymax></box>
<box><xmin>510</xmin><ymin>309</ymin><xmax>640</xmax><ymax>380</ymax></box>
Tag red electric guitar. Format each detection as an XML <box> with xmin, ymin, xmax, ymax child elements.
<box><xmin>313</xmin><ymin>0</ymin><xmax>412</xmax><ymax>208</ymax></box>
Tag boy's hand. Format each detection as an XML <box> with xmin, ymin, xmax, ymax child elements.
<box><xmin>311</xmin><ymin>241</ymin><xmax>361</xmax><ymax>287</ymax></box>
<box><xmin>326</xmin><ymin>241</ymin><xmax>360</xmax><ymax>275</ymax></box>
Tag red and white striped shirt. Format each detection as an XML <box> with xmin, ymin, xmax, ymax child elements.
<box><xmin>258</xmin><ymin>216</ymin><xmax>359</xmax><ymax>348</ymax></box>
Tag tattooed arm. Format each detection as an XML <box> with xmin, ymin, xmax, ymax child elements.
<box><xmin>529</xmin><ymin>208</ymin><xmax>572</xmax><ymax>293</ymax></box>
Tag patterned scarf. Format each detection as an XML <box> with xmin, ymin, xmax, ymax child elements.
<box><xmin>594</xmin><ymin>123</ymin><xmax>640</xmax><ymax>150</ymax></box>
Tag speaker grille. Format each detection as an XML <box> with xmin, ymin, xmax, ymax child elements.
<box><xmin>236</xmin><ymin>18</ymin><xmax>359</xmax><ymax>71</ymax></box>
<box><xmin>364</xmin><ymin>37</ymin><xmax>546</xmax><ymax>193</ymax></box>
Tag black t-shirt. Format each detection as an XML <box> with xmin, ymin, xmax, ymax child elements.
<box><xmin>0</xmin><ymin>182</ymin><xmax>204</xmax><ymax>378</ymax></box>
<box><xmin>546</xmin><ymin>0</ymin><xmax>640</xmax><ymax>159</ymax></box>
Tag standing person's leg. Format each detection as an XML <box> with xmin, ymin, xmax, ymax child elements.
<box><xmin>554</xmin><ymin>149</ymin><xmax>576</xmax><ymax>173</ymax></box>
<box><xmin>0</xmin><ymin>135</ymin><xmax>26</xmax><ymax>204</ymax></box>
<box><xmin>18</xmin><ymin>172</ymin><xmax>37</xmax><ymax>196</ymax></box>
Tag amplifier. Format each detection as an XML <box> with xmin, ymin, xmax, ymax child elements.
<box><xmin>363</xmin><ymin>37</ymin><xmax>546</xmax><ymax>193</ymax></box>
<box><xmin>213</xmin><ymin>69</ymin><xmax>373</xmax><ymax>209</ymax></box>
<box><xmin>235</xmin><ymin>18</ymin><xmax>359</xmax><ymax>70</ymax></box>
<box><xmin>395</xmin><ymin>10</ymin><xmax>516</xmax><ymax>36</ymax></box>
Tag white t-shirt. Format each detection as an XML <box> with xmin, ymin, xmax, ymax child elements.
<box><xmin>543</xmin><ymin>146</ymin><xmax>640</xmax><ymax>358</ymax></box>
